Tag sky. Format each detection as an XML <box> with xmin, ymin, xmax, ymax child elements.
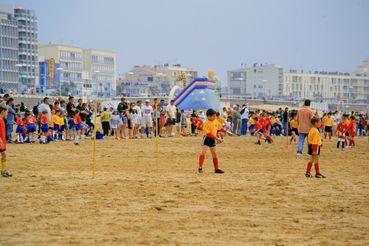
<box><xmin>1</xmin><ymin>0</ymin><xmax>369</xmax><ymax>85</ymax></box>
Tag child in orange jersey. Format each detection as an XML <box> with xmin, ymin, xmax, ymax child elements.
<box><xmin>0</xmin><ymin>106</ymin><xmax>12</xmax><ymax>177</ymax></box>
<box><xmin>290</xmin><ymin>115</ymin><xmax>299</xmax><ymax>144</ymax></box>
<box><xmin>40</xmin><ymin>110</ymin><xmax>49</xmax><ymax>144</ymax></box>
<box><xmin>336</xmin><ymin>116</ymin><xmax>347</xmax><ymax>149</ymax></box>
<box><xmin>25</xmin><ymin>111</ymin><xmax>37</xmax><ymax>143</ymax></box>
<box><xmin>15</xmin><ymin>113</ymin><xmax>24</xmax><ymax>144</ymax></box>
<box><xmin>198</xmin><ymin>109</ymin><xmax>226</xmax><ymax>174</ymax></box>
<box><xmin>305</xmin><ymin>117</ymin><xmax>325</xmax><ymax>178</ymax></box>
<box><xmin>74</xmin><ymin>109</ymin><xmax>83</xmax><ymax>145</ymax></box>
<box><xmin>347</xmin><ymin>115</ymin><xmax>357</xmax><ymax>147</ymax></box>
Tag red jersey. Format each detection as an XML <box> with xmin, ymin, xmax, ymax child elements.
<box><xmin>25</xmin><ymin>115</ymin><xmax>36</xmax><ymax>125</ymax></box>
<box><xmin>40</xmin><ymin>114</ymin><xmax>48</xmax><ymax>124</ymax></box>
<box><xmin>348</xmin><ymin>121</ymin><xmax>356</xmax><ymax>136</ymax></box>
<box><xmin>74</xmin><ymin>114</ymin><xmax>82</xmax><ymax>125</ymax></box>
<box><xmin>255</xmin><ymin>121</ymin><xmax>263</xmax><ymax>131</ymax></box>
<box><xmin>336</xmin><ymin>122</ymin><xmax>347</xmax><ymax>138</ymax></box>
<box><xmin>16</xmin><ymin>116</ymin><xmax>24</xmax><ymax>126</ymax></box>
<box><xmin>0</xmin><ymin>118</ymin><xmax>6</xmax><ymax>150</ymax></box>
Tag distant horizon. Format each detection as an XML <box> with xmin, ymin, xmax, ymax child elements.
<box><xmin>1</xmin><ymin>0</ymin><xmax>369</xmax><ymax>84</ymax></box>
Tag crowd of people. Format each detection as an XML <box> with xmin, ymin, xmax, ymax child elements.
<box><xmin>0</xmin><ymin>93</ymin><xmax>368</xmax><ymax>177</ymax></box>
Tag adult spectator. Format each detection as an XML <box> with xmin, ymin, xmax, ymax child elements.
<box><xmin>38</xmin><ymin>97</ymin><xmax>52</xmax><ymax>122</ymax></box>
<box><xmin>6</xmin><ymin>98</ymin><xmax>15</xmax><ymax>142</ymax></box>
<box><xmin>282</xmin><ymin>107</ymin><xmax>289</xmax><ymax>136</ymax></box>
<box><xmin>232</xmin><ymin>105</ymin><xmax>241</xmax><ymax>135</ymax></box>
<box><xmin>100</xmin><ymin>107</ymin><xmax>111</xmax><ymax>136</ymax></box>
<box><xmin>152</xmin><ymin>98</ymin><xmax>161</xmax><ymax>136</ymax></box>
<box><xmin>296</xmin><ymin>99</ymin><xmax>314</xmax><ymax>155</ymax></box>
<box><xmin>1</xmin><ymin>94</ymin><xmax>10</xmax><ymax>107</ymax></box>
<box><xmin>117</xmin><ymin>97</ymin><xmax>128</xmax><ymax>115</ymax></box>
<box><xmin>240</xmin><ymin>104</ymin><xmax>249</xmax><ymax>136</ymax></box>
<box><xmin>166</xmin><ymin>100</ymin><xmax>176</xmax><ymax>137</ymax></box>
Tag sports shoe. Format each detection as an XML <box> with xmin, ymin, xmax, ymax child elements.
<box><xmin>215</xmin><ymin>169</ymin><xmax>224</xmax><ymax>174</ymax></box>
<box><xmin>198</xmin><ymin>168</ymin><xmax>203</xmax><ymax>174</ymax></box>
<box><xmin>305</xmin><ymin>173</ymin><xmax>312</xmax><ymax>178</ymax></box>
<box><xmin>74</xmin><ymin>142</ymin><xmax>79</xmax><ymax>146</ymax></box>
<box><xmin>315</xmin><ymin>173</ymin><xmax>326</xmax><ymax>178</ymax></box>
<box><xmin>1</xmin><ymin>170</ymin><xmax>13</xmax><ymax>177</ymax></box>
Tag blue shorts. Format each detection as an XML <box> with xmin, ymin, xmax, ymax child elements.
<box><xmin>75</xmin><ymin>124</ymin><xmax>83</xmax><ymax>131</ymax></box>
<box><xmin>54</xmin><ymin>124</ymin><xmax>60</xmax><ymax>131</ymax></box>
<box><xmin>68</xmin><ymin>118</ymin><xmax>74</xmax><ymax>129</ymax></box>
<box><xmin>249</xmin><ymin>125</ymin><xmax>255</xmax><ymax>131</ymax></box>
<box><xmin>41</xmin><ymin>124</ymin><xmax>49</xmax><ymax>133</ymax></box>
<box><xmin>60</xmin><ymin>125</ymin><xmax>66</xmax><ymax>132</ymax></box>
<box><xmin>257</xmin><ymin>130</ymin><xmax>264</xmax><ymax>135</ymax></box>
<box><xmin>27</xmin><ymin>124</ymin><xmax>36</xmax><ymax>133</ymax></box>
<box><xmin>16</xmin><ymin>125</ymin><xmax>24</xmax><ymax>133</ymax></box>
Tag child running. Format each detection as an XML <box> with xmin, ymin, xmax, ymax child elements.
<box><xmin>0</xmin><ymin>106</ymin><xmax>12</xmax><ymax>177</ymax></box>
<box><xmin>198</xmin><ymin>109</ymin><xmax>226</xmax><ymax>174</ymax></box>
<box><xmin>305</xmin><ymin>117</ymin><xmax>326</xmax><ymax>178</ymax></box>
<box><xmin>290</xmin><ymin>115</ymin><xmax>299</xmax><ymax>144</ymax></box>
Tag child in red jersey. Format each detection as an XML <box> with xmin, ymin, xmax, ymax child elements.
<box><xmin>15</xmin><ymin>113</ymin><xmax>24</xmax><ymax>144</ymax></box>
<box><xmin>74</xmin><ymin>110</ymin><xmax>83</xmax><ymax>145</ymax></box>
<box><xmin>25</xmin><ymin>111</ymin><xmax>37</xmax><ymax>143</ymax></box>
<box><xmin>347</xmin><ymin>115</ymin><xmax>357</xmax><ymax>147</ymax></box>
<box><xmin>254</xmin><ymin>117</ymin><xmax>265</xmax><ymax>145</ymax></box>
<box><xmin>0</xmin><ymin>106</ymin><xmax>12</xmax><ymax>177</ymax></box>
<box><xmin>40</xmin><ymin>110</ymin><xmax>49</xmax><ymax>144</ymax></box>
<box><xmin>336</xmin><ymin>116</ymin><xmax>347</xmax><ymax>149</ymax></box>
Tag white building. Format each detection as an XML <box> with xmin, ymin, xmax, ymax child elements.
<box><xmin>39</xmin><ymin>44</ymin><xmax>117</xmax><ymax>97</ymax></box>
<box><xmin>283</xmin><ymin>61</ymin><xmax>369</xmax><ymax>104</ymax></box>
<box><xmin>227</xmin><ymin>63</ymin><xmax>283</xmax><ymax>99</ymax></box>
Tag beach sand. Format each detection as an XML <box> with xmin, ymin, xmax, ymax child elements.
<box><xmin>1</xmin><ymin>136</ymin><xmax>369</xmax><ymax>245</ymax></box>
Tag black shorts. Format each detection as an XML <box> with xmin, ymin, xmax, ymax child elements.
<box><xmin>291</xmin><ymin>128</ymin><xmax>298</xmax><ymax>135</ymax></box>
<box><xmin>308</xmin><ymin>144</ymin><xmax>320</xmax><ymax>155</ymax></box>
<box><xmin>166</xmin><ymin>118</ymin><xmax>175</xmax><ymax>126</ymax></box>
<box><xmin>202</xmin><ymin>136</ymin><xmax>216</xmax><ymax>147</ymax></box>
<box><xmin>324</xmin><ymin>126</ymin><xmax>332</xmax><ymax>133</ymax></box>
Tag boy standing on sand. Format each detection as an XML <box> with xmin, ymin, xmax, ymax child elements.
<box><xmin>198</xmin><ymin>109</ymin><xmax>226</xmax><ymax>174</ymax></box>
<box><xmin>305</xmin><ymin>117</ymin><xmax>326</xmax><ymax>178</ymax></box>
<box><xmin>0</xmin><ymin>106</ymin><xmax>12</xmax><ymax>177</ymax></box>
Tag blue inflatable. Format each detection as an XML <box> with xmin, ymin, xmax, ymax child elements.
<box><xmin>173</xmin><ymin>77</ymin><xmax>221</xmax><ymax>111</ymax></box>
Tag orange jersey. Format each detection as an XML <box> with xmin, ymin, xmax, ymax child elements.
<box><xmin>308</xmin><ymin>127</ymin><xmax>322</xmax><ymax>145</ymax></box>
<box><xmin>25</xmin><ymin>115</ymin><xmax>36</xmax><ymax>125</ymax></box>
<box><xmin>323</xmin><ymin>116</ymin><xmax>333</xmax><ymax>127</ymax></box>
<box><xmin>74</xmin><ymin>114</ymin><xmax>82</xmax><ymax>125</ymax></box>
<box><xmin>16</xmin><ymin>116</ymin><xmax>24</xmax><ymax>126</ymax></box>
<box><xmin>0</xmin><ymin>118</ymin><xmax>6</xmax><ymax>149</ymax></box>
<box><xmin>40</xmin><ymin>115</ymin><xmax>48</xmax><ymax>124</ymax></box>
<box><xmin>202</xmin><ymin>119</ymin><xmax>223</xmax><ymax>139</ymax></box>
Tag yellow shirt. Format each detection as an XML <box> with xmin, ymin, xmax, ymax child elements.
<box><xmin>248</xmin><ymin>118</ymin><xmax>255</xmax><ymax>125</ymax></box>
<box><xmin>323</xmin><ymin>116</ymin><xmax>333</xmax><ymax>127</ymax></box>
<box><xmin>203</xmin><ymin>119</ymin><xmax>222</xmax><ymax>139</ymax></box>
<box><xmin>308</xmin><ymin>127</ymin><xmax>322</xmax><ymax>145</ymax></box>
<box><xmin>344</xmin><ymin>118</ymin><xmax>350</xmax><ymax>126</ymax></box>
<box><xmin>290</xmin><ymin>119</ymin><xmax>298</xmax><ymax>129</ymax></box>
<box><xmin>101</xmin><ymin>111</ymin><xmax>111</xmax><ymax>122</ymax></box>
<box><xmin>59</xmin><ymin>116</ymin><xmax>65</xmax><ymax>126</ymax></box>
<box><xmin>52</xmin><ymin>114</ymin><xmax>60</xmax><ymax>126</ymax></box>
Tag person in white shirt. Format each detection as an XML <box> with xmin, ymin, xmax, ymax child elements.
<box><xmin>133</xmin><ymin>100</ymin><xmax>142</xmax><ymax>138</ymax></box>
<box><xmin>141</xmin><ymin>100</ymin><xmax>153</xmax><ymax>137</ymax></box>
<box><xmin>38</xmin><ymin>97</ymin><xmax>51</xmax><ymax>122</ymax></box>
<box><xmin>240</xmin><ymin>104</ymin><xmax>249</xmax><ymax>136</ymax></box>
<box><xmin>165</xmin><ymin>100</ymin><xmax>177</xmax><ymax>137</ymax></box>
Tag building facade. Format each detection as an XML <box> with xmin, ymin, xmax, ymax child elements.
<box><xmin>14</xmin><ymin>7</ymin><xmax>38</xmax><ymax>93</ymax></box>
<box><xmin>39</xmin><ymin>59</ymin><xmax>61</xmax><ymax>94</ymax></box>
<box><xmin>39</xmin><ymin>44</ymin><xmax>117</xmax><ymax>97</ymax></box>
<box><xmin>119</xmin><ymin>64</ymin><xmax>198</xmax><ymax>97</ymax></box>
<box><xmin>283</xmin><ymin>70</ymin><xmax>369</xmax><ymax>104</ymax></box>
<box><xmin>227</xmin><ymin>63</ymin><xmax>283</xmax><ymax>99</ymax></box>
<box><xmin>0</xmin><ymin>11</ymin><xmax>18</xmax><ymax>92</ymax></box>
<box><xmin>83</xmin><ymin>49</ymin><xmax>116</xmax><ymax>97</ymax></box>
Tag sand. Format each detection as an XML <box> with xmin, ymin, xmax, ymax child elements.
<box><xmin>0</xmin><ymin>136</ymin><xmax>369</xmax><ymax>245</ymax></box>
